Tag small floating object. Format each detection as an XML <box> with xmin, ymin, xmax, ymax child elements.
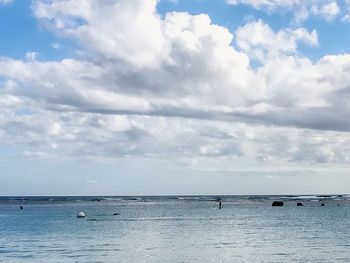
<box><xmin>113</xmin><ymin>213</ymin><xmax>120</xmax><ymax>216</ymax></box>
<box><xmin>272</xmin><ymin>201</ymin><xmax>284</xmax><ymax>207</ymax></box>
<box><xmin>297</xmin><ymin>202</ymin><xmax>304</xmax><ymax>206</ymax></box>
<box><xmin>20</xmin><ymin>206</ymin><xmax>23</xmax><ymax>210</ymax></box>
<box><xmin>320</xmin><ymin>203</ymin><xmax>325</xmax><ymax>206</ymax></box>
<box><xmin>77</xmin><ymin>211</ymin><xmax>86</xmax><ymax>218</ymax></box>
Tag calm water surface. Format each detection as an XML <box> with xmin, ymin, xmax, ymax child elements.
<box><xmin>1</xmin><ymin>195</ymin><xmax>350</xmax><ymax>262</ymax></box>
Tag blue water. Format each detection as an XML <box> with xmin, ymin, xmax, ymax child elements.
<box><xmin>1</xmin><ymin>195</ymin><xmax>350</xmax><ymax>262</ymax></box>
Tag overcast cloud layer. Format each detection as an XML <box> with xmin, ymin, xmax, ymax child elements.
<box><xmin>1</xmin><ymin>0</ymin><xmax>350</xmax><ymax>179</ymax></box>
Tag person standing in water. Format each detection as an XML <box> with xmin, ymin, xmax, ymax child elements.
<box><xmin>217</xmin><ymin>197</ymin><xmax>222</xmax><ymax>209</ymax></box>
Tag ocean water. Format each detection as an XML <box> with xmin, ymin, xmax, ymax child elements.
<box><xmin>1</xmin><ymin>195</ymin><xmax>350</xmax><ymax>262</ymax></box>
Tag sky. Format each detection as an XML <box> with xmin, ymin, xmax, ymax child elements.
<box><xmin>1</xmin><ymin>0</ymin><xmax>350</xmax><ymax>196</ymax></box>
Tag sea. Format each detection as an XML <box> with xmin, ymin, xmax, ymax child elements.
<box><xmin>1</xmin><ymin>195</ymin><xmax>350</xmax><ymax>262</ymax></box>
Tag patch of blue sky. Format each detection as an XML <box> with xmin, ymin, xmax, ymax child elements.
<box><xmin>304</xmin><ymin>18</ymin><xmax>350</xmax><ymax>60</ymax></box>
<box><xmin>15</xmin><ymin>108</ymin><xmax>36</xmax><ymax>116</ymax></box>
<box><xmin>0</xmin><ymin>1</ymin><xmax>76</xmax><ymax>61</ymax></box>
<box><xmin>0</xmin><ymin>77</ymin><xmax>8</xmax><ymax>85</ymax></box>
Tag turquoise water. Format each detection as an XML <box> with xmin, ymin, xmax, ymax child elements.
<box><xmin>1</xmin><ymin>196</ymin><xmax>350</xmax><ymax>262</ymax></box>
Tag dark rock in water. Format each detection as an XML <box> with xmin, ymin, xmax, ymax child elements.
<box><xmin>297</xmin><ymin>202</ymin><xmax>304</xmax><ymax>206</ymax></box>
<box><xmin>320</xmin><ymin>203</ymin><xmax>325</xmax><ymax>206</ymax></box>
<box><xmin>113</xmin><ymin>213</ymin><xmax>121</xmax><ymax>216</ymax></box>
<box><xmin>272</xmin><ymin>201</ymin><xmax>284</xmax><ymax>207</ymax></box>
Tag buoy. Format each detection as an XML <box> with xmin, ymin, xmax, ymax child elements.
<box><xmin>77</xmin><ymin>211</ymin><xmax>86</xmax><ymax>218</ymax></box>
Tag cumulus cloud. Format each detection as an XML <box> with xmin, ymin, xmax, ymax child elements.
<box><xmin>33</xmin><ymin>0</ymin><xmax>168</xmax><ymax>68</ymax></box>
<box><xmin>311</xmin><ymin>2</ymin><xmax>340</xmax><ymax>21</ymax></box>
<box><xmin>0</xmin><ymin>0</ymin><xmax>350</xmax><ymax>168</ymax></box>
<box><xmin>235</xmin><ymin>20</ymin><xmax>318</xmax><ymax>62</ymax></box>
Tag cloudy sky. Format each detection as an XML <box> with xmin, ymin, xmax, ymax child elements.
<box><xmin>1</xmin><ymin>0</ymin><xmax>350</xmax><ymax>195</ymax></box>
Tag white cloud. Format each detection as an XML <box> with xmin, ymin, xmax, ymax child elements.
<box><xmin>226</xmin><ymin>0</ymin><xmax>341</xmax><ymax>23</ymax></box>
<box><xmin>0</xmin><ymin>0</ymin><xmax>350</xmax><ymax>170</ymax></box>
<box><xmin>311</xmin><ymin>2</ymin><xmax>340</xmax><ymax>21</ymax></box>
<box><xmin>51</xmin><ymin>42</ymin><xmax>60</xmax><ymax>49</ymax></box>
<box><xmin>235</xmin><ymin>20</ymin><xmax>318</xmax><ymax>62</ymax></box>
<box><xmin>342</xmin><ymin>13</ymin><xmax>350</xmax><ymax>21</ymax></box>
<box><xmin>33</xmin><ymin>0</ymin><xmax>168</xmax><ymax>68</ymax></box>
<box><xmin>341</xmin><ymin>0</ymin><xmax>350</xmax><ymax>21</ymax></box>
<box><xmin>226</xmin><ymin>0</ymin><xmax>299</xmax><ymax>10</ymax></box>
<box><xmin>25</xmin><ymin>51</ymin><xmax>40</xmax><ymax>61</ymax></box>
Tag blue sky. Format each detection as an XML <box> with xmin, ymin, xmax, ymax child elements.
<box><xmin>1</xmin><ymin>0</ymin><xmax>350</xmax><ymax>195</ymax></box>
<box><xmin>0</xmin><ymin>1</ymin><xmax>59</xmax><ymax>60</ymax></box>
